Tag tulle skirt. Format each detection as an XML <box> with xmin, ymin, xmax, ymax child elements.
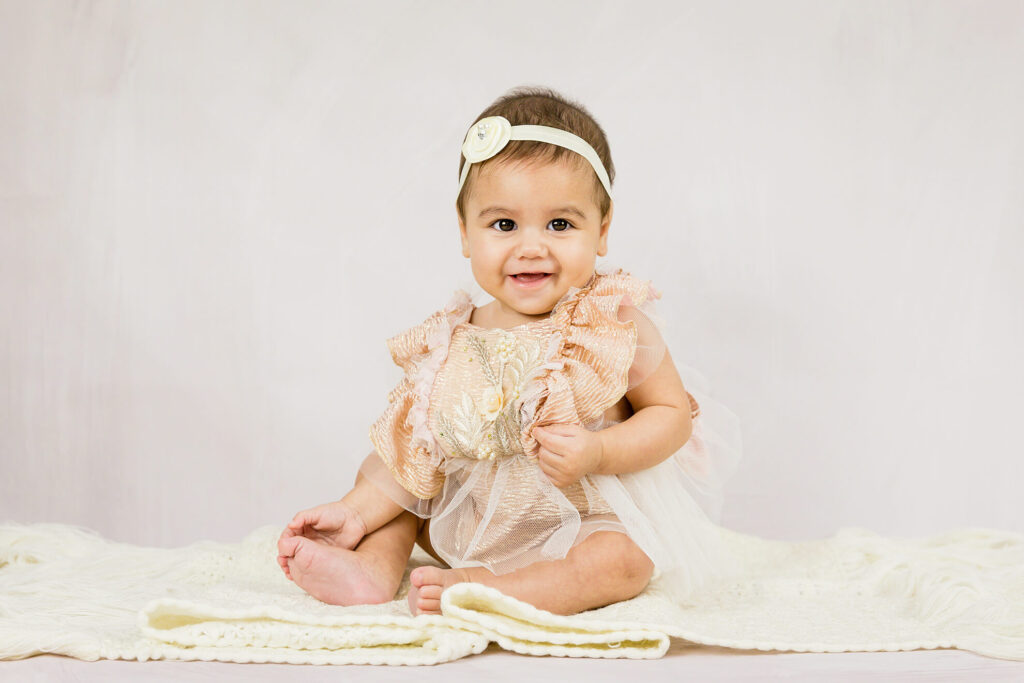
<box><xmin>360</xmin><ymin>359</ymin><xmax>741</xmax><ymax>605</ymax></box>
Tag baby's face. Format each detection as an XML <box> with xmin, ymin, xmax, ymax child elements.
<box><xmin>458</xmin><ymin>157</ymin><xmax>612</xmax><ymax>322</ymax></box>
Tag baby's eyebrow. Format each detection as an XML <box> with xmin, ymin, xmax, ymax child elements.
<box><xmin>552</xmin><ymin>206</ymin><xmax>587</xmax><ymax>219</ymax></box>
<box><xmin>478</xmin><ymin>206</ymin><xmax>587</xmax><ymax>220</ymax></box>
<box><xmin>478</xmin><ymin>207</ymin><xmax>510</xmax><ymax>219</ymax></box>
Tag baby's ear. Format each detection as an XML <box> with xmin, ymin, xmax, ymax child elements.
<box><xmin>458</xmin><ymin>218</ymin><xmax>470</xmax><ymax>257</ymax></box>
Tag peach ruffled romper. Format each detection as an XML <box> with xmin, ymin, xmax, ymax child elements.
<box><xmin>360</xmin><ymin>264</ymin><xmax>741</xmax><ymax>602</ymax></box>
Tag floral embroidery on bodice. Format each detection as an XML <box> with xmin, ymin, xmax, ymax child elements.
<box><xmin>430</xmin><ymin>325</ymin><xmax>550</xmax><ymax>462</ymax></box>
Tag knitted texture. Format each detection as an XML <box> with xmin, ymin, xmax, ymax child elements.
<box><xmin>1</xmin><ymin>522</ymin><xmax>1022</xmax><ymax>665</ymax></box>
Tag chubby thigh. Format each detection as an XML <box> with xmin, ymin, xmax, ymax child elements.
<box><xmin>416</xmin><ymin>516</ymin><xmax>654</xmax><ymax>600</ymax></box>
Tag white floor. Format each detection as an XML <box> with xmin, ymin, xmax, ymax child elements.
<box><xmin>3</xmin><ymin>641</ymin><xmax>1024</xmax><ymax>682</ymax></box>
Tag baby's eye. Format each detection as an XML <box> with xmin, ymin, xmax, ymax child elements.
<box><xmin>549</xmin><ymin>219</ymin><xmax>573</xmax><ymax>232</ymax></box>
<box><xmin>490</xmin><ymin>219</ymin><xmax>516</xmax><ymax>232</ymax></box>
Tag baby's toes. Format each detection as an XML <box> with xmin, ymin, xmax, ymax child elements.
<box><xmin>418</xmin><ymin>584</ymin><xmax>443</xmax><ymax>601</ymax></box>
<box><xmin>406</xmin><ymin>584</ymin><xmax>421</xmax><ymax>615</ymax></box>
<box><xmin>282</xmin><ymin>537</ymin><xmax>319</xmax><ymax>582</ymax></box>
<box><xmin>278</xmin><ymin>533</ymin><xmax>301</xmax><ymax>558</ymax></box>
<box><xmin>410</xmin><ymin>565</ymin><xmax>446</xmax><ymax>588</ymax></box>
<box><xmin>277</xmin><ymin>555</ymin><xmax>293</xmax><ymax>580</ymax></box>
<box><xmin>288</xmin><ymin>537</ymin><xmax>320</xmax><ymax>573</ymax></box>
<box><xmin>416</xmin><ymin>584</ymin><xmax>443</xmax><ymax>614</ymax></box>
<box><xmin>409</xmin><ymin>567</ymin><xmax>425</xmax><ymax>587</ymax></box>
<box><xmin>416</xmin><ymin>596</ymin><xmax>442</xmax><ymax>615</ymax></box>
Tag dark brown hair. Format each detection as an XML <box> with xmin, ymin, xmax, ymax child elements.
<box><xmin>456</xmin><ymin>86</ymin><xmax>615</xmax><ymax>223</ymax></box>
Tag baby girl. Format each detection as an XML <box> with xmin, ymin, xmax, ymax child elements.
<box><xmin>276</xmin><ymin>86</ymin><xmax>738</xmax><ymax>616</ymax></box>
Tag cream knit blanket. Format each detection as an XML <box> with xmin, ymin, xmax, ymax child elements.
<box><xmin>1</xmin><ymin>522</ymin><xmax>1022</xmax><ymax>665</ymax></box>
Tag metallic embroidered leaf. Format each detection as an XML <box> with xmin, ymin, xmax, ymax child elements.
<box><xmin>467</xmin><ymin>335</ymin><xmax>499</xmax><ymax>387</ymax></box>
<box><xmin>438</xmin><ymin>412</ymin><xmax>474</xmax><ymax>459</ymax></box>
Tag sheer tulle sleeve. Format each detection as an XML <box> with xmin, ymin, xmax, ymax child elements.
<box><xmin>619</xmin><ymin>292</ymin><xmax>706</xmax><ymax>422</ymax></box>
<box><xmin>357</xmin><ymin>448</ymin><xmax>442</xmax><ymax>518</ymax></box>
<box><xmin>618</xmin><ymin>296</ymin><xmax>668</xmax><ymax>392</ymax></box>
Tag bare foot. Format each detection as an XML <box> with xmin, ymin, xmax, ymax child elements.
<box><xmin>407</xmin><ymin>565</ymin><xmax>483</xmax><ymax>615</ymax></box>
<box><xmin>277</xmin><ymin>500</ymin><xmax>367</xmax><ymax>580</ymax></box>
<box><xmin>279</xmin><ymin>535</ymin><xmax>394</xmax><ymax>606</ymax></box>
<box><xmin>406</xmin><ymin>532</ymin><xmax>655</xmax><ymax>616</ymax></box>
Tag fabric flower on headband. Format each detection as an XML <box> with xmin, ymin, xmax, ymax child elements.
<box><xmin>461</xmin><ymin>115</ymin><xmax>513</xmax><ymax>163</ymax></box>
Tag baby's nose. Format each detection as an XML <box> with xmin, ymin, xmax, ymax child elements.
<box><xmin>514</xmin><ymin>234</ymin><xmax>547</xmax><ymax>256</ymax></box>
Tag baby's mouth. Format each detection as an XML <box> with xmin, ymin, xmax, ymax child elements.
<box><xmin>511</xmin><ymin>273</ymin><xmax>550</xmax><ymax>283</ymax></box>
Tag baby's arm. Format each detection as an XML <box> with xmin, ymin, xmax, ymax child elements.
<box><xmin>533</xmin><ymin>347</ymin><xmax>692</xmax><ymax>485</ymax></box>
<box><xmin>594</xmin><ymin>346</ymin><xmax>692</xmax><ymax>475</ymax></box>
<box><xmin>339</xmin><ymin>473</ymin><xmax>408</xmax><ymax>535</ymax></box>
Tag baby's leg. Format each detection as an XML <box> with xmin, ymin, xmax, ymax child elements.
<box><xmin>284</xmin><ymin>510</ymin><xmax>418</xmax><ymax>606</ymax></box>
<box><xmin>407</xmin><ymin>531</ymin><xmax>654</xmax><ymax>616</ymax></box>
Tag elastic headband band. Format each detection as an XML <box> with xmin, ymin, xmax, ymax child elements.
<box><xmin>458</xmin><ymin>115</ymin><xmax>613</xmax><ymax>201</ymax></box>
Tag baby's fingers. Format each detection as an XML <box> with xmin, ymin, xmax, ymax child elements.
<box><xmin>538</xmin><ymin>459</ymin><xmax>567</xmax><ymax>488</ymax></box>
<box><xmin>276</xmin><ymin>554</ymin><xmax>291</xmax><ymax>577</ymax></box>
<box><xmin>536</xmin><ymin>446</ymin><xmax>563</xmax><ymax>465</ymax></box>
<box><xmin>287</xmin><ymin>511</ymin><xmax>311</xmax><ymax>529</ymax></box>
<box><xmin>288</xmin><ymin>509</ymin><xmax>323</xmax><ymax>532</ymax></box>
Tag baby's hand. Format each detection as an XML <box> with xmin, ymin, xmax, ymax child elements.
<box><xmin>532</xmin><ymin>423</ymin><xmax>604</xmax><ymax>488</ymax></box>
<box><xmin>277</xmin><ymin>500</ymin><xmax>367</xmax><ymax>577</ymax></box>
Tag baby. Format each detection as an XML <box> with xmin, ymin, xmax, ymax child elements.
<box><xmin>276</xmin><ymin>86</ymin><xmax>735</xmax><ymax>616</ymax></box>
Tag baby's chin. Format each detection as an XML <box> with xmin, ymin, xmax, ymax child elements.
<box><xmin>486</xmin><ymin>293</ymin><xmax>556</xmax><ymax>318</ymax></box>
<box><xmin>509</xmin><ymin>297</ymin><xmax>563</xmax><ymax>318</ymax></box>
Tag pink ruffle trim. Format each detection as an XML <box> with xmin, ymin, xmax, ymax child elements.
<box><xmin>401</xmin><ymin>290</ymin><xmax>474</xmax><ymax>470</ymax></box>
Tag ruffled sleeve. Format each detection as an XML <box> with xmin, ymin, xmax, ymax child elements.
<box><xmin>518</xmin><ymin>269</ymin><xmax>669</xmax><ymax>459</ymax></box>
<box><xmin>365</xmin><ymin>291</ymin><xmax>473</xmax><ymax>501</ymax></box>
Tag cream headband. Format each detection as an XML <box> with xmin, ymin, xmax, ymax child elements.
<box><xmin>458</xmin><ymin>115</ymin><xmax>613</xmax><ymax>201</ymax></box>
